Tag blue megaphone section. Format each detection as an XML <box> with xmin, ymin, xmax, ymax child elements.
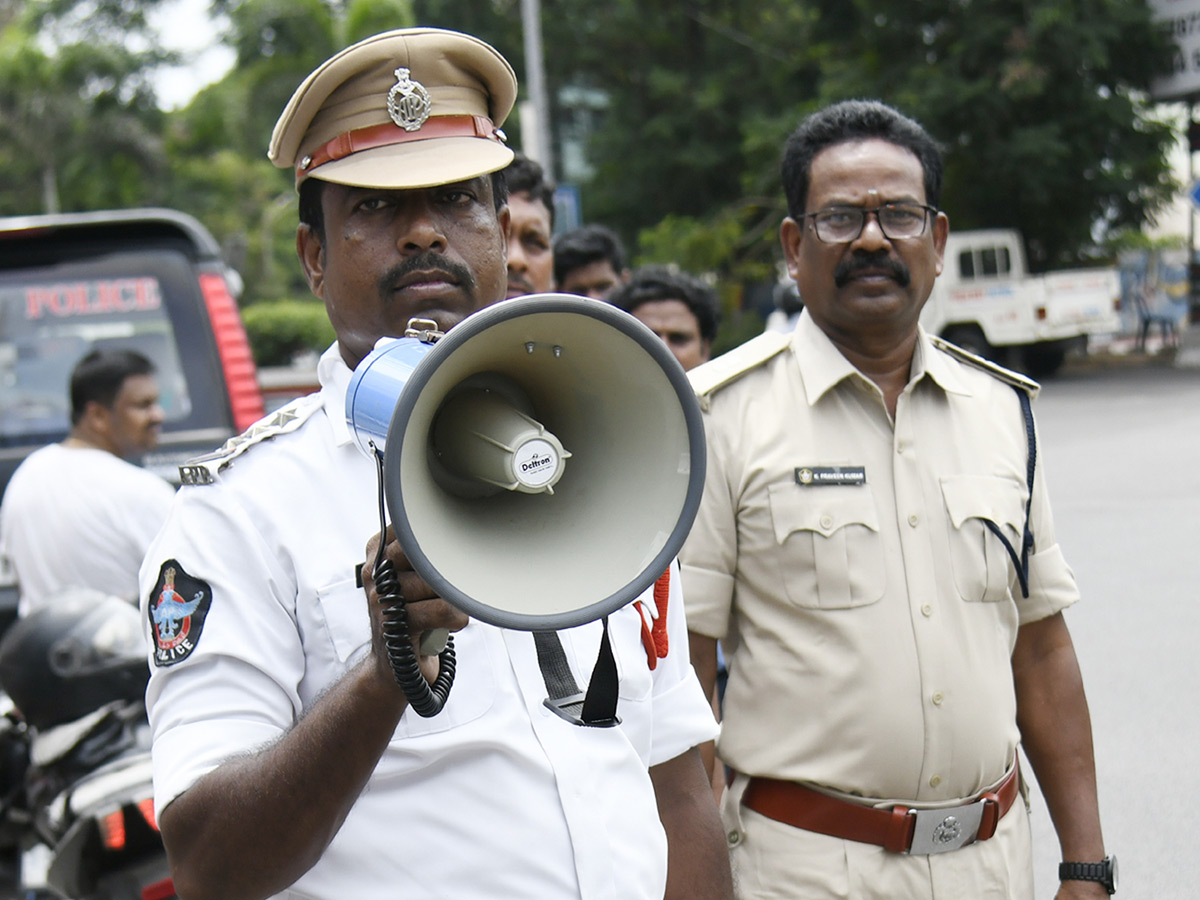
<box><xmin>345</xmin><ymin>336</ymin><xmax>435</xmax><ymax>459</ymax></box>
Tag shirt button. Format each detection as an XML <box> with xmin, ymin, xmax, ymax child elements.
<box><xmin>921</xmin><ymin>604</ymin><xmax>933</xmax><ymax>617</ymax></box>
<box><xmin>930</xmin><ymin>775</ymin><xmax>942</xmax><ymax>788</ymax></box>
<box><xmin>727</xmin><ymin>829</ymin><xmax>742</xmax><ymax>846</ymax></box>
<box><xmin>908</xmin><ymin>513</ymin><xmax>920</xmax><ymax>527</ymax></box>
<box><xmin>932</xmin><ymin>692</ymin><xmax>945</xmax><ymax>706</ymax></box>
<box><xmin>820</xmin><ymin>514</ymin><xmax>834</xmax><ymax>530</ymax></box>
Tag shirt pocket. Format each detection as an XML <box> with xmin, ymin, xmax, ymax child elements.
<box><xmin>767</xmin><ymin>483</ymin><xmax>886</xmax><ymax>610</ymax></box>
<box><xmin>314</xmin><ymin>579</ymin><xmax>497</xmax><ymax>738</ymax></box>
<box><xmin>388</xmin><ymin>624</ymin><xmax>498</xmax><ymax>739</ymax></box>
<box><xmin>939</xmin><ymin>475</ymin><xmax>1026</xmax><ymax>603</ymax></box>
<box><xmin>314</xmin><ymin>575</ymin><xmax>371</xmax><ymax>663</ymax></box>
<box><xmin>561</xmin><ymin>607</ymin><xmax>652</xmax><ymax>703</ymax></box>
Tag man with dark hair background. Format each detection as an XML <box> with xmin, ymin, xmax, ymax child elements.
<box><xmin>609</xmin><ymin>265</ymin><xmax>721</xmax><ymax>372</ymax></box>
<box><xmin>502</xmin><ymin>153</ymin><xmax>555</xmax><ymax>298</ymax></box>
<box><xmin>553</xmin><ymin>224</ymin><xmax>631</xmax><ymax>300</ymax></box>
<box><xmin>0</xmin><ymin>348</ymin><xmax>172</xmax><ymax>612</ymax></box>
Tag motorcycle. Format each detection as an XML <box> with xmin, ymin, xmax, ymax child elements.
<box><xmin>0</xmin><ymin>589</ymin><xmax>175</xmax><ymax>900</ymax></box>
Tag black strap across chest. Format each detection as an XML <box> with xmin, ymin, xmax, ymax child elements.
<box><xmin>981</xmin><ymin>387</ymin><xmax>1036</xmax><ymax>598</ymax></box>
<box><xmin>534</xmin><ymin>623</ymin><xmax>620</xmax><ymax>727</ymax></box>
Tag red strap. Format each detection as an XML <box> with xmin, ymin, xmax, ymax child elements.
<box><xmin>652</xmin><ymin>568</ymin><xmax>670</xmax><ymax>659</ymax></box>
<box><xmin>298</xmin><ymin>115</ymin><xmax>503</xmax><ymax>177</ymax></box>
<box><xmin>637</xmin><ymin>568</ymin><xmax>673</xmax><ymax>670</ymax></box>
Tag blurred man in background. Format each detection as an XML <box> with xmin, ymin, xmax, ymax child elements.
<box><xmin>503</xmin><ymin>153</ymin><xmax>555</xmax><ymax>298</ymax></box>
<box><xmin>554</xmin><ymin>224</ymin><xmax>630</xmax><ymax>300</ymax></box>
<box><xmin>0</xmin><ymin>348</ymin><xmax>173</xmax><ymax>613</ymax></box>
<box><xmin>609</xmin><ymin>265</ymin><xmax>720</xmax><ymax>372</ymax></box>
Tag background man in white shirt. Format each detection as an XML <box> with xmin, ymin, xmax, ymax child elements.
<box><xmin>0</xmin><ymin>348</ymin><xmax>173</xmax><ymax>612</ymax></box>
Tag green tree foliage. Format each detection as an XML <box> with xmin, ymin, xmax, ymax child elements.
<box><xmin>806</xmin><ymin>0</ymin><xmax>1179</xmax><ymax>270</ymax></box>
<box><xmin>0</xmin><ymin>0</ymin><xmax>170</xmax><ymax>214</ymax></box>
<box><xmin>0</xmin><ymin>0</ymin><xmax>1180</xmax><ymax>321</ymax></box>
<box><xmin>416</xmin><ymin>0</ymin><xmax>1177</xmax><ymax>282</ymax></box>
<box><xmin>164</xmin><ymin>0</ymin><xmax>415</xmax><ymax>305</ymax></box>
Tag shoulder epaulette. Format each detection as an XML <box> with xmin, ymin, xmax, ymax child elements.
<box><xmin>688</xmin><ymin>330</ymin><xmax>792</xmax><ymax>404</ymax></box>
<box><xmin>178</xmin><ymin>393</ymin><xmax>323</xmax><ymax>486</ymax></box>
<box><xmin>930</xmin><ymin>335</ymin><xmax>1040</xmax><ymax>396</ymax></box>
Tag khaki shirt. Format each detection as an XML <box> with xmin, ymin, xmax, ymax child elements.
<box><xmin>680</xmin><ymin>311</ymin><xmax>1079</xmax><ymax>805</ymax></box>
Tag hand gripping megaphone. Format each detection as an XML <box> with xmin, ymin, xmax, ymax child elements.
<box><xmin>346</xmin><ymin>293</ymin><xmax>706</xmax><ymax>716</ymax></box>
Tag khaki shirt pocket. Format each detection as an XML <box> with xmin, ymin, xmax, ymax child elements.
<box><xmin>767</xmin><ymin>483</ymin><xmax>885</xmax><ymax>609</ymax></box>
<box><xmin>940</xmin><ymin>475</ymin><xmax>1026</xmax><ymax>603</ymax></box>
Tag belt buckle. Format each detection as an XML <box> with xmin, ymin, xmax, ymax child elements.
<box><xmin>906</xmin><ymin>798</ymin><xmax>988</xmax><ymax>855</ymax></box>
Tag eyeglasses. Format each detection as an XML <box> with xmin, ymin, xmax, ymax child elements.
<box><xmin>802</xmin><ymin>202</ymin><xmax>937</xmax><ymax>243</ymax></box>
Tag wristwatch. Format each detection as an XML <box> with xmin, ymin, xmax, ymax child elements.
<box><xmin>1059</xmin><ymin>855</ymin><xmax>1117</xmax><ymax>894</ymax></box>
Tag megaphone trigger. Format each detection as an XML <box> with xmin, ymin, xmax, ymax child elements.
<box><xmin>419</xmin><ymin>628</ymin><xmax>451</xmax><ymax>656</ymax></box>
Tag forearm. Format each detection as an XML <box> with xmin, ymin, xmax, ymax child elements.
<box><xmin>161</xmin><ymin>660</ymin><xmax>405</xmax><ymax>900</ymax></box>
<box><xmin>1013</xmin><ymin>613</ymin><xmax>1105</xmax><ymax>863</ymax></box>
<box><xmin>688</xmin><ymin>632</ymin><xmax>720</xmax><ymax>781</ymax></box>
<box><xmin>651</xmin><ymin>747</ymin><xmax>733</xmax><ymax>900</ymax></box>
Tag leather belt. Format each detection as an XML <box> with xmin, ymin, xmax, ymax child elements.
<box><xmin>742</xmin><ymin>765</ymin><xmax>1020</xmax><ymax>855</ymax></box>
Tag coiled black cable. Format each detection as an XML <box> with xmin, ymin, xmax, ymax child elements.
<box><xmin>370</xmin><ymin>444</ymin><xmax>455</xmax><ymax>717</ymax></box>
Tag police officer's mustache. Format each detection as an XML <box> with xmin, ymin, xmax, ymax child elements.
<box><xmin>834</xmin><ymin>253</ymin><xmax>911</xmax><ymax>288</ymax></box>
<box><xmin>379</xmin><ymin>253</ymin><xmax>477</xmax><ymax>297</ymax></box>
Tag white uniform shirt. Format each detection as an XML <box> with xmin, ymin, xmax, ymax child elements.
<box><xmin>140</xmin><ymin>343</ymin><xmax>717</xmax><ymax>900</ymax></box>
<box><xmin>1</xmin><ymin>443</ymin><xmax>175</xmax><ymax>612</ymax></box>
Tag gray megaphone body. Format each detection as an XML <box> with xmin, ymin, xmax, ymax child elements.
<box><xmin>345</xmin><ymin>293</ymin><xmax>707</xmax><ymax>635</ymax></box>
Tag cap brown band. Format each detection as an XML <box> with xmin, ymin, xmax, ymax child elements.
<box><xmin>297</xmin><ymin>114</ymin><xmax>505</xmax><ymax>178</ymax></box>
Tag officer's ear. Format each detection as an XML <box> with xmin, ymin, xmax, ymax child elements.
<box><xmin>780</xmin><ymin>217</ymin><xmax>804</xmax><ymax>284</ymax></box>
<box><xmin>297</xmin><ymin>223</ymin><xmax>326</xmax><ymax>299</ymax></box>
<box><xmin>932</xmin><ymin>210</ymin><xmax>949</xmax><ymax>277</ymax></box>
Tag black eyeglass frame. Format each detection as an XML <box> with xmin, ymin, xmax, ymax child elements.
<box><xmin>800</xmin><ymin>202</ymin><xmax>939</xmax><ymax>244</ymax></box>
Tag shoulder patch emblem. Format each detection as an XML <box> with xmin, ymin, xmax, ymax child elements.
<box><xmin>148</xmin><ymin>560</ymin><xmax>212</xmax><ymax>667</ymax></box>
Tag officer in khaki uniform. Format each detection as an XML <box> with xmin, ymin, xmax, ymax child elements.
<box><xmin>680</xmin><ymin>100</ymin><xmax>1116</xmax><ymax>899</ymax></box>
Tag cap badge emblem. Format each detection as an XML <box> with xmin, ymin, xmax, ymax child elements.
<box><xmin>387</xmin><ymin>67</ymin><xmax>432</xmax><ymax>132</ymax></box>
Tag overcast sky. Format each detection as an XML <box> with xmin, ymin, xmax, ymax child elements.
<box><xmin>148</xmin><ymin>0</ymin><xmax>234</xmax><ymax>110</ymax></box>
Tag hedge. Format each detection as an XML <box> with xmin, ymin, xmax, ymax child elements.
<box><xmin>241</xmin><ymin>300</ymin><xmax>336</xmax><ymax>367</ymax></box>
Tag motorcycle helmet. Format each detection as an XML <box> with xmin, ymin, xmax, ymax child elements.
<box><xmin>0</xmin><ymin>589</ymin><xmax>150</xmax><ymax>730</ymax></box>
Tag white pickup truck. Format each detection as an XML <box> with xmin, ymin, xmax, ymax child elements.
<box><xmin>920</xmin><ymin>229</ymin><xmax>1121</xmax><ymax>375</ymax></box>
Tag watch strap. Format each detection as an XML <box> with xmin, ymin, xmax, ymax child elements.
<box><xmin>1059</xmin><ymin>858</ymin><xmax>1115</xmax><ymax>894</ymax></box>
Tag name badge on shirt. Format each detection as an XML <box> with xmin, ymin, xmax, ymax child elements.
<box><xmin>795</xmin><ymin>466</ymin><xmax>866</xmax><ymax>487</ymax></box>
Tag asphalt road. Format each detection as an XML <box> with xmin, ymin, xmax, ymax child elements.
<box><xmin>1023</xmin><ymin>354</ymin><xmax>1200</xmax><ymax>899</ymax></box>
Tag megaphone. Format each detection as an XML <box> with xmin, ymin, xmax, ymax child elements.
<box><xmin>347</xmin><ymin>293</ymin><xmax>706</xmax><ymax>633</ymax></box>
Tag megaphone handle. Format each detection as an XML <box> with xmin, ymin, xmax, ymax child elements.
<box><xmin>367</xmin><ymin>442</ymin><xmax>455</xmax><ymax>718</ymax></box>
<box><xmin>419</xmin><ymin>628</ymin><xmax>451</xmax><ymax>655</ymax></box>
<box><xmin>375</xmin><ymin>557</ymin><xmax>456</xmax><ymax>718</ymax></box>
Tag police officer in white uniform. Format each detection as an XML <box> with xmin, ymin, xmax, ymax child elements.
<box><xmin>680</xmin><ymin>101</ymin><xmax>1115</xmax><ymax>899</ymax></box>
<box><xmin>139</xmin><ymin>29</ymin><xmax>729</xmax><ymax>900</ymax></box>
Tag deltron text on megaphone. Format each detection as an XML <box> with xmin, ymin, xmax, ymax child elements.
<box><xmin>346</xmin><ymin>293</ymin><xmax>706</xmax><ymax>633</ymax></box>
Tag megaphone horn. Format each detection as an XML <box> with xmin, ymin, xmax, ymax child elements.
<box><xmin>346</xmin><ymin>293</ymin><xmax>707</xmax><ymax>633</ymax></box>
